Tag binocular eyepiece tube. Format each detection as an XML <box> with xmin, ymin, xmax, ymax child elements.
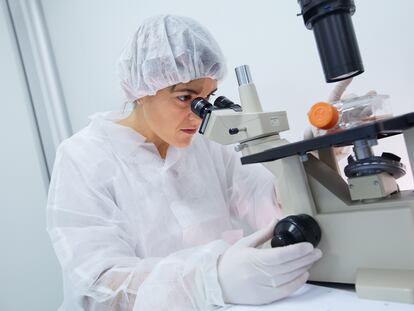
<box><xmin>191</xmin><ymin>96</ymin><xmax>242</xmax><ymax>119</ymax></box>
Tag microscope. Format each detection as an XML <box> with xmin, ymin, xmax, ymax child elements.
<box><xmin>191</xmin><ymin>0</ymin><xmax>414</xmax><ymax>305</ymax></box>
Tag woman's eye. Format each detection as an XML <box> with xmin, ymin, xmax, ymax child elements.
<box><xmin>177</xmin><ymin>95</ymin><xmax>191</xmax><ymax>102</ymax></box>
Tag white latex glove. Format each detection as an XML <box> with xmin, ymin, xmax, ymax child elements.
<box><xmin>327</xmin><ymin>78</ymin><xmax>354</xmax><ymax>160</ymax></box>
<box><xmin>328</xmin><ymin>78</ymin><xmax>378</xmax><ymax>159</ymax></box>
<box><xmin>218</xmin><ymin>220</ymin><xmax>323</xmax><ymax>305</ymax></box>
<box><xmin>328</xmin><ymin>77</ymin><xmax>353</xmax><ymax>103</ymax></box>
<box><xmin>328</xmin><ymin>77</ymin><xmax>377</xmax><ymax>121</ymax></box>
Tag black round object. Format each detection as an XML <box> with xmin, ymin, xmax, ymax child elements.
<box><xmin>214</xmin><ymin>96</ymin><xmax>242</xmax><ymax>112</ymax></box>
<box><xmin>298</xmin><ymin>0</ymin><xmax>356</xmax><ymax>30</ymax></box>
<box><xmin>344</xmin><ymin>154</ymin><xmax>406</xmax><ymax>179</ymax></box>
<box><xmin>214</xmin><ymin>96</ymin><xmax>234</xmax><ymax>109</ymax></box>
<box><xmin>191</xmin><ymin>97</ymin><xmax>213</xmax><ymax>119</ymax></box>
<box><xmin>313</xmin><ymin>12</ymin><xmax>364</xmax><ymax>82</ymax></box>
<box><xmin>381</xmin><ymin>152</ymin><xmax>401</xmax><ymax>162</ymax></box>
<box><xmin>297</xmin><ymin>0</ymin><xmax>364</xmax><ymax>82</ymax></box>
<box><xmin>271</xmin><ymin>214</ymin><xmax>321</xmax><ymax>248</ymax></box>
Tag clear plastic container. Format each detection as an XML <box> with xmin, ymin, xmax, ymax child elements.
<box><xmin>308</xmin><ymin>94</ymin><xmax>392</xmax><ymax>136</ymax></box>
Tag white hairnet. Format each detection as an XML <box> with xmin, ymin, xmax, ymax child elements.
<box><xmin>117</xmin><ymin>14</ymin><xmax>227</xmax><ymax>102</ymax></box>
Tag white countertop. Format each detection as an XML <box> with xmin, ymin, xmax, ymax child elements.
<box><xmin>228</xmin><ymin>283</ymin><xmax>414</xmax><ymax>311</ymax></box>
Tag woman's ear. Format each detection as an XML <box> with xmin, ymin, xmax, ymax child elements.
<box><xmin>134</xmin><ymin>98</ymin><xmax>143</xmax><ymax>108</ymax></box>
<box><xmin>136</xmin><ymin>96</ymin><xmax>149</xmax><ymax>106</ymax></box>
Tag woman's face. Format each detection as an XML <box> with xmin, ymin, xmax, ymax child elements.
<box><xmin>139</xmin><ymin>78</ymin><xmax>217</xmax><ymax>148</ymax></box>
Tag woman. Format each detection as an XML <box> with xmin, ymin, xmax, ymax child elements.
<box><xmin>47</xmin><ymin>15</ymin><xmax>322</xmax><ymax>310</ymax></box>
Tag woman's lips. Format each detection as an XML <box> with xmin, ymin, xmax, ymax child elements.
<box><xmin>181</xmin><ymin>128</ymin><xmax>197</xmax><ymax>134</ymax></box>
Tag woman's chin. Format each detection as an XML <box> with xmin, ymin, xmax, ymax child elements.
<box><xmin>173</xmin><ymin>136</ymin><xmax>194</xmax><ymax>148</ymax></box>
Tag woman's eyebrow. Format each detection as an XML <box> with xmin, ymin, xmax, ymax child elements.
<box><xmin>172</xmin><ymin>88</ymin><xmax>198</xmax><ymax>94</ymax></box>
<box><xmin>171</xmin><ymin>87</ymin><xmax>218</xmax><ymax>96</ymax></box>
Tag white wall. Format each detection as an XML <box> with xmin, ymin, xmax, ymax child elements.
<box><xmin>0</xmin><ymin>1</ymin><xmax>62</xmax><ymax>310</ymax></box>
<box><xmin>39</xmin><ymin>0</ymin><xmax>414</xmax><ymax>189</ymax></box>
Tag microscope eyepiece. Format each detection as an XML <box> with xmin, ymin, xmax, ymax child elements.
<box><xmin>191</xmin><ymin>97</ymin><xmax>213</xmax><ymax>119</ymax></box>
<box><xmin>214</xmin><ymin>96</ymin><xmax>234</xmax><ymax>109</ymax></box>
<box><xmin>214</xmin><ymin>96</ymin><xmax>243</xmax><ymax>112</ymax></box>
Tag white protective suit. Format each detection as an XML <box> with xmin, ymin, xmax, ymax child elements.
<box><xmin>47</xmin><ymin>111</ymin><xmax>281</xmax><ymax>310</ymax></box>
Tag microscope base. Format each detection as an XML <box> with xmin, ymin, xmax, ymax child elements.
<box><xmin>356</xmin><ymin>268</ymin><xmax>414</xmax><ymax>304</ymax></box>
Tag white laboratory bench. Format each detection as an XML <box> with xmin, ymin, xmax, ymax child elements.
<box><xmin>228</xmin><ymin>283</ymin><xmax>414</xmax><ymax>310</ymax></box>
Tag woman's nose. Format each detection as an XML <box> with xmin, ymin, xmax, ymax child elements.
<box><xmin>188</xmin><ymin>111</ymin><xmax>197</xmax><ymax>121</ymax></box>
<box><xmin>187</xmin><ymin>103</ymin><xmax>197</xmax><ymax>120</ymax></box>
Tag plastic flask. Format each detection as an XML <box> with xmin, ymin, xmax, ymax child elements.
<box><xmin>307</xmin><ymin>94</ymin><xmax>392</xmax><ymax>136</ymax></box>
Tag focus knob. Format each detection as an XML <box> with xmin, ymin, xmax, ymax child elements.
<box><xmin>271</xmin><ymin>214</ymin><xmax>321</xmax><ymax>248</ymax></box>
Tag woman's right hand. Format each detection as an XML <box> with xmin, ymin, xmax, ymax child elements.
<box><xmin>217</xmin><ymin>220</ymin><xmax>322</xmax><ymax>305</ymax></box>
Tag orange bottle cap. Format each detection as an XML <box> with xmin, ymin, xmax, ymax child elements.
<box><xmin>307</xmin><ymin>101</ymin><xmax>339</xmax><ymax>130</ymax></box>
